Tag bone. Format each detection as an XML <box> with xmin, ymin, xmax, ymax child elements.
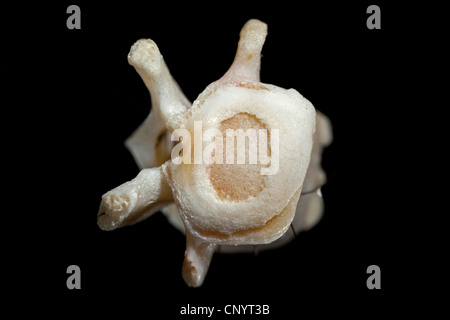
<box><xmin>223</xmin><ymin>19</ymin><xmax>267</xmax><ymax>83</ymax></box>
<box><xmin>125</xmin><ymin>107</ymin><xmax>170</xmax><ymax>170</ymax></box>
<box><xmin>127</xmin><ymin>39</ymin><xmax>191</xmax><ymax>131</ymax></box>
<box><xmin>295</xmin><ymin>111</ymin><xmax>332</xmax><ymax>232</ymax></box>
<box><xmin>159</xmin><ymin>111</ymin><xmax>332</xmax><ymax>253</ymax></box>
<box><xmin>165</xmin><ymin>18</ymin><xmax>316</xmax><ymax>245</ymax></box>
<box><xmin>182</xmin><ymin>229</ymin><xmax>216</xmax><ymax>287</ymax></box>
<box><xmin>97</xmin><ymin>167</ymin><xmax>173</xmax><ymax>231</ymax></box>
<box><xmin>97</xmin><ymin>19</ymin><xmax>332</xmax><ymax>287</ymax></box>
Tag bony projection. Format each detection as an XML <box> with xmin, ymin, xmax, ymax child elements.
<box><xmin>97</xmin><ymin>19</ymin><xmax>332</xmax><ymax>287</ymax></box>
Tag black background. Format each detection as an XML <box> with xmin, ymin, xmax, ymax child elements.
<box><xmin>6</xmin><ymin>1</ymin><xmax>427</xmax><ymax>317</ymax></box>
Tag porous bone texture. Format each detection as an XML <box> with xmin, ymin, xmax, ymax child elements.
<box><xmin>97</xmin><ymin>19</ymin><xmax>332</xmax><ymax>286</ymax></box>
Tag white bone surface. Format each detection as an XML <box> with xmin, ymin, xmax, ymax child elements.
<box><xmin>97</xmin><ymin>19</ymin><xmax>332</xmax><ymax>287</ymax></box>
